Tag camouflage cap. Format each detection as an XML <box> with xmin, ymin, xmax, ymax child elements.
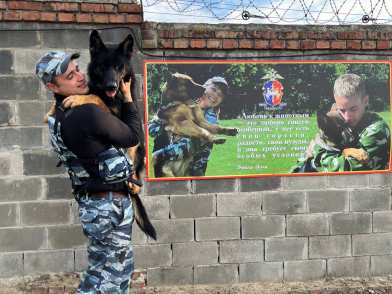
<box><xmin>35</xmin><ymin>51</ymin><xmax>80</xmax><ymax>84</ymax></box>
<box><xmin>203</xmin><ymin>76</ymin><xmax>228</xmax><ymax>88</ymax></box>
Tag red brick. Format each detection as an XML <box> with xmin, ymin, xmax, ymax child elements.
<box><xmin>330</xmin><ymin>40</ymin><xmax>346</xmax><ymax>49</ymax></box>
<box><xmin>190</xmin><ymin>30</ymin><xmax>211</xmax><ymax>38</ymax></box>
<box><xmin>173</xmin><ymin>39</ymin><xmax>189</xmax><ymax>49</ymax></box>
<box><xmin>0</xmin><ymin>12</ymin><xmax>2</xmax><ymax>20</ymax></box>
<box><xmin>50</xmin><ymin>3</ymin><xmax>79</xmax><ymax>12</ymax></box>
<box><xmin>316</xmin><ymin>40</ymin><xmax>330</xmax><ymax>49</ymax></box>
<box><xmin>0</xmin><ymin>1</ymin><xmax>6</xmax><ymax>9</ymax></box>
<box><xmin>254</xmin><ymin>40</ymin><xmax>269</xmax><ymax>49</ymax></box>
<box><xmin>286</xmin><ymin>40</ymin><xmax>300</xmax><ymax>50</ymax></box>
<box><xmin>31</xmin><ymin>288</ymin><xmax>48</xmax><ymax>294</ymax></box>
<box><xmin>362</xmin><ymin>40</ymin><xmax>377</xmax><ymax>49</ymax></box>
<box><xmin>92</xmin><ymin>13</ymin><xmax>109</xmax><ymax>23</ymax></box>
<box><xmin>81</xmin><ymin>3</ymin><xmax>114</xmax><ymax>13</ymax></box>
<box><xmin>159</xmin><ymin>30</ymin><xmax>181</xmax><ymax>38</ymax></box>
<box><xmin>7</xmin><ymin>1</ymin><xmax>42</xmax><ymax>10</ymax></box>
<box><xmin>118</xmin><ymin>3</ymin><xmax>142</xmax><ymax>13</ymax></box>
<box><xmin>270</xmin><ymin>40</ymin><xmax>285</xmax><ymax>49</ymax></box>
<box><xmin>160</xmin><ymin>39</ymin><xmax>173</xmax><ymax>48</ymax></box>
<box><xmin>216</xmin><ymin>31</ymin><xmax>241</xmax><ymax>38</ymax></box>
<box><xmin>306</xmin><ymin>31</ymin><xmax>336</xmax><ymax>40</ymax></box>
<box><xmin>58</xmin><ymin>12</ymin><xmax>75</xmax><ymax>22</ymax></box>
<box><xmin>338</xmin><ymin>31</ymin><xmax>366</xmax><ymax>40</ymax></box>
<box><xmin>48</xmin><ymin>286</ymin><xmax>64</xmax><ymax>294</ymax></box>
<box><xmin>40</xmin><ymin>12</ymin><xmax>57</xmax><ymax>22</ymax></box>
<box><xmin>109</xmin><ymin>14</ymin><xmax>125</xmax><ymax>23</ymax></box>
<box><xmin>64</xmin><ymin>287</ymin><xmax>75</xmax><ymax>294</ymax></box>
<box><xmin>21</xmin><ymin>10</ymin><xmax>40</xmax><ymax>21</ymax></box>
<box><xmin>377</xmin><ymin>40</ymin><xmax>390</xmax><ymax>49</ymax></box>
<box><xmin>280</xmin><ymin>31</ymin><xmax>299</xmax><ymax>39</ymax></box>
<box><xmin>124</xmin><ymin>14</ymin><xmax>142</xmax><ymax>23</ymax></box>
<box><xmin>3</xmin><ymin>11</ymin><xmax>21</xmax><ymax>21</ymax></box>
<box><xmin>207</xmin><ymin>39</ymin><xmax>222</xmax><ymax>49</ymax></box>
<box><xmin>347</xmin><ymin>40</ymin><xmax>361</xmax><ymax>50</ymax></box>
<box><xmin>301</xmin><ymin>40</ymin><xmax>316</xmax><ymax>50</ymax></box>
<box><xmin>76</xmin><ymin>13</ymin><xmax>92</xmax><ymax>23</ymax></box>
<box><xmin>190</xmin><ymin>39</ymin><xmax>206</xmax><ymax>48</ymax></box>
<box><xmin>367</xmin><ymin>31</ymin><xmax>388</xmax><ymax>40</ymax></box>
<box><xmin>222</xmin><ymin>39</ymin><xmax>238</xmax><ymax>49</ymax></box>
<box><xmin>239</xmin><ymin>39</ymin><xmax>253</xmax><ymax>49</ymax></box>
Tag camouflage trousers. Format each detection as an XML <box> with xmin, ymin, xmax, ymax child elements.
<box><xmin>76</xmin><ymin>192</ymin><xmax>134</xmax><ymax>294</ymax></box>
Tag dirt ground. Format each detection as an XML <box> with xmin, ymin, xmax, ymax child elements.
<box><xmin>2</xmin><ymin>273</ymin><xmax>392</xmax><ymax>293</ymax></box>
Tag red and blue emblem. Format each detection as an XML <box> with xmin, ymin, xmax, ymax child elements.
<box><xmin>262</xmin><ymin>79</ymin><xmax>284</xmax><ymax>107</ymax></box>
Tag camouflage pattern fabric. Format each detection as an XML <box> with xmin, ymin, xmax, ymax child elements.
<box><xmin>76</xmin><ymin>193</ymin><xmax>134</xmax><ymax>294</ymax></box>
<box><xmin>149</xmin><ymin>108</ymin><xmax>218</xmax><ymax>176</ymax></box>
<box><xmin>291</xmin><ymin>112</ymin><xmax>391</xmax><ymax>172</ymax></box>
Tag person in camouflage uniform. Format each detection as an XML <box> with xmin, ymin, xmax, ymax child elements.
<box><xmin>149</xmin><ymin>76</ymin><xmax>228</xmax><ymax>177</ymax></box>
<box><xmin>291</xmin><ymin>73</ymin><xmax>390</xmax><ymax>173</ymax></box>
<box><xmin>36</xmin><ymin>51</ymin><xmax>140</xmax><ymax>294</ymax></box>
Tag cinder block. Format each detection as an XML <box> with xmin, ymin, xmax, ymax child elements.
<box><xmin>0</xmin><ymin>151</ymin><xmax>21</xmax><ymax>176</ymax></box>
<box><xmin>350</xmin><ymin>189</ymin><xmax>390</xmax><ymax>211</ymax></box>
<box><xmin>217</xmin><ymin>193</ymin><xmax>262</xmax><ymax>216</ymax></box>
<box><xmin>48</xmin><ymin>225</ymin><xmax>87</xmax><ymax>249</ymax></box>
<box><xmin>196</xmin><ymin>217</ymin><xmax>240</xmax><ymax>241</ymax></box>
<box><xmin>373</xmin><ymin>211</ymin><xmax>392</xmax><ymax>232</ymax></box>
<box><xmin>134</xmin><ymin>244</ymin><xmax>172</xmax><ymax>268</ymax></box>
<box><xmin>353</xmin><ymin>233</ymin><xmax>392</xmax><ymax>256</ymax></box>
<box><xmin>0</xmin><ymin>178</ymin><xmax>42</xmax><ymax>202</ymax></box>
<box><xmin>263</xmin><ymin>191</ymin><xmax>306</xmax><ymax>214</ymax></box>
<box><xmin>194</xmin><ymin>264</ymin><xmax>238</xmax><ymax>284</ymax></box>
<box><xmin>240</xmin><ymin>177</ymin><xmax>281</xmax><ymax>192</ymax></box>
<box><xmin>327</xmin><ymin>256</ymin><xmax>370</xmax><ymax>277</ymax></box>
<box><xmin>132</xmin><ymin>223</ymin><xmax>148</xmax><ymax>245</ymax></box>
<box><xmin>39</xmin><ymin>30</ymin><xmax>89</xmax><ymax>49</ymax></box>
<box><xmin>0</xmin><ymin>227</ymin><xmax>46</xmax><ymax>251</ymax></box>
<box><xmin>75</xmin><ymin>248</ymin><xmax>88</xmax><ymax>272</ymax></box>
<box><xmin>192</xmin><ymin>179</ymin><xmax>236</xmax><ymax>194</ymax></box>
<box><xmin>14</xmin><ymin>49</ymin><xmax>51</xmax><ymax>75</ymax></box>
<box><xmin>147</xmin><ymin>266</ymin><xmax>193</xmax><ymax>286</ymax></box>
<box><xmin>0</xmin><ymin>76</ymin><xmax>40</xmax><ymax>100</ymax></box>
<box><xmin>172</xmin><ymin>242</ymin><xmax>218</xmax><ymax>266</ymax></box>
<box><xmin>220</xmin><ymin>240</ymin><xmax>263</xmax><ymax>263</ymax></box>
<box><xmin>265</xmin><ymin>237</ymin><xmax>307</xmax><ymax>261</ymax></box>
<box><xmin>0</xmin><ymin>203</ymin><xmax>18</xmax><ymax>227</ymax></box>
<box><xmin>0</xmin><ymin>102</ymin><xmax>13</xmax><ymax>126</ymax></box>
<box><xmin>284</xmin><ymin>260</ymin><xmax>326</xmax><ymax>281</ymax></box>
<box><xmin>239</xmin><ymin>262</ymin><xmax>283</xmax><ymax>282</ymax></box>
<box><xmin>328</xmin><ymin>174</ymin><xmax>369</xmax><ymax>188</ymax></box>
<box><xmin>21</xmin><ymin>201</ymin><xmax>71</xmax><ymax>226</ymax></box>
<box><xmin>242</xmin><ymin>215</ymin><xmax>285</xmax><ymax>239</ymax></box>
<box><xmin>371</xmin><ymin>255</ymin><xmax>392</xmax><ymax>276</ymax></box>
<box><xmin>170</xmin><ymin>194</ymin><xmax>215</xmax><ymax>219</ymax></box>
<box><xmin>23</xmin><ymin>150</ymin><xmax>66</xmax><ymax>175</ymax></box>
<box><xmin>0</xmin><ymin>31</ymin><xmax>39</xmax><ymax>48</ymax></box>
<box><xmin>369</xmin><ymin>173</ymin><xmax>391</xmax><ymax>187</ymax></box>
<box><xmin>284</xmin><ymin>176</ymin><xmax>327</xmax><ymax>190</ymax></box>
<box><xmin>145</xmin><ymin>181</ymin><xmax>190</xmax><ymax>196</ymax></box>
<box><xmin>0</xmin><ymin>127</ymin><xmax>43</xmax><ymax>149</ymax></box>
<box><xmin>287</xmin><ymin>214</ymin><xmax>329</xmax><ymax>236</ymax></box>
<box><xmin>309</xmin><ymin>235</ymin><xmax>351</xmax><ymax>258</ymax></box>
<box><xmin>17</xmin><ymin>102</ymin><xmax>46</xmax><ymax>125</ymax></box>
<box><xmin>24</xmin><ymin>250</ymin><xmax>74</xmax><ymax>274</ymax></box>
<box><xmin>0</xmin><ymin>50</ymin><xmax>13</xmax><ymax>74</ymax></box>
<box><xmin>307</xmin><ymin>190</ymin><xmax>348</xmax><ymax>213</ymax></box>
<box><xmin>142</xmin><ymin>196</ymin><xmax>169</xmax><ymax>220</ymax></box>
<box><xmin>45</xmin><ymin>177</ymin><xmax>73</xmax><ymax>200</ymax></box>
<box><xmin>0</xmin><ymin>252</ymin><xmax>23</xmax><ymax>278</ymax></box>
<box><xmin>330</xmin><ymin>212</ymin><xmax>371</xmax><ymax>234</ymax></box>
<box><xmin>149</xmin><ymin>219</ymin><xmax>194</xmax><ymax>243</ymax></box>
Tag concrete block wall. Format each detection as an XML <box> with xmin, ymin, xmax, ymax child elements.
<box><xmin>1</xmin><ymin>8</ymin><xmax>392</xmax><ymax>287</ymax></box>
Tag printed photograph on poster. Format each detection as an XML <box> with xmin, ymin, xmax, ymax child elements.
<box><xmin>144</xmin><ymin>61</ymin><xmax>391</xmax><ymax>180</ymax></box>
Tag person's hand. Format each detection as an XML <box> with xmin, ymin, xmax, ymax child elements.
<box><xmin>120</xmin><ymin>79</ymin><xmax>133</xmax><ymax>102</ymax></box>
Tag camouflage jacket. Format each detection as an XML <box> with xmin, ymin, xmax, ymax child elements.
<box><xmin>291</xmin><ymin>112</ymin><xmax>390</xmax><ymax>172</ymax></box>
<box><xmin>149</xmin><ymin>108</ymin><xmax>217</xmax><ymax>176</ymax></box>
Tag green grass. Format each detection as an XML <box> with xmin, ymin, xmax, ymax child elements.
<box><xmin>147</xmin><ymin>111</ymin><xmax>391</xmax><ymax>178</ymax></box>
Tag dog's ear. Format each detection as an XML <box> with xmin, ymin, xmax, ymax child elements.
<box><xmin>90</xmin><ymin>30</ymin><xmax>106</xmax><ymax>57</ymax></box>
<box><xmin>117</xmin><ymin>34</ymin><xmax>134</xmax><ymax>59</ymax></box>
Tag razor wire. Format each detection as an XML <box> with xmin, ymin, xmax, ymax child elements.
<box><xmin>141</xmin><ymin>0</ymin><xmax>392</xmax><ymax>24</ymax></box>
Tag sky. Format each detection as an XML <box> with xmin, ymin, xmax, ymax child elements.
<box><xmin>141</xmin><ymin>0</ymin><xmax>392</xmax><ymax>25</ymax></box>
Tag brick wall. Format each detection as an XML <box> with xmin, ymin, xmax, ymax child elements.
<box><xmin>1</xmin><ymin>2</ymin><xmax>392</xmax><ymax>287</ymax></box>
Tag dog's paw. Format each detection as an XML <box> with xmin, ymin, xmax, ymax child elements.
<box><xmin>342</xmin><ymin>148</ymin><xmax>369</xmax><ymax>162</ymax></box>
<box><xmin>225</xmin><ymin>128</ymin><xmax>238</xmax><ymax>136</ymax></box>
<box><xmin>213</xmin><ymin>137</ymin><xmax>226</xmax><ymax>144</ymax></box>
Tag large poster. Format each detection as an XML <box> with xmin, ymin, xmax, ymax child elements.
<box><xmin>144</xmin><ymin>60</ymin><xmax>391</xmax><ymax>180</ymax></box>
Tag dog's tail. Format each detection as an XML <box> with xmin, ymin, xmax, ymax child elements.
<box><xmin>130</xmin><ymin>193</ymin><xmax>157</xmax><ymax>240</ymax></box>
